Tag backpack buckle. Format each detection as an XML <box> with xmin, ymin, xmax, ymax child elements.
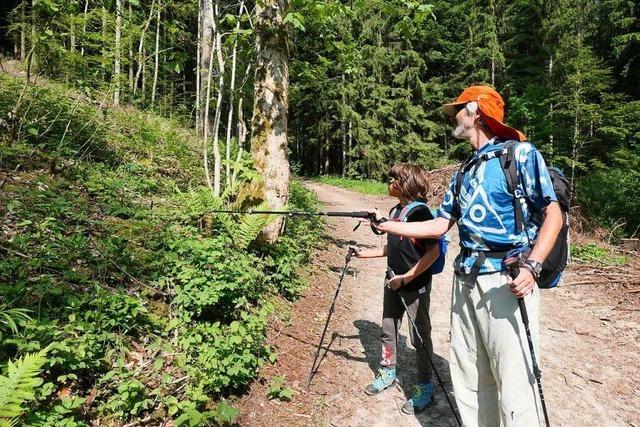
<box><xmin>513</xmin><ymin>188</ymin><xmax>525</xmax><ymax>199</ymax></box>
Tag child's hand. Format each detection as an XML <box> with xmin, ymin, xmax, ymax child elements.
<box><xmin>386</xmin><ymin>275</ymin><xmax>405</xmax><ymax>290</ymax></box>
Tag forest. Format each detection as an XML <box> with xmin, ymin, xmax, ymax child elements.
<box><xmin>0</xmin><ymin>0</ymin><xmax>639</xmax><ymax>425</ymax></box>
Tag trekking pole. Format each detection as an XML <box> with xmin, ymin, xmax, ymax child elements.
<box><xmin>503</xmin><ymin>257</ymin><xmax>551</xmax><ymax>427</ymax></box>
<box><xmin>209</xmin><ymin>209</ymin><xmax>387</xmax><ymax>235</ymax></box>
<box><xmin>307</xmin><ymin>245</ymin><xmax>357</xmax><ymax>388</ymax></box>
<box><xmin>386</xmin><ymin>268</ymin><xmax>462</xmax><ymax>427</ymax></box>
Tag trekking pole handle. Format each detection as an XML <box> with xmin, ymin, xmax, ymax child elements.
<box><xmin>344</xmin><ymin>211</ymin><xmax>387</xmax><ymax>235</ymax></box>
<box><xmin>504</xmin><ymin>255</ymin><xmax>530</xmax><ymax>320</ymax></box>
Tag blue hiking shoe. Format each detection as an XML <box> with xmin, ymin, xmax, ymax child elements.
<box><xmin>364</xmin><ymin>367</ymin><xmax>396</xmax><ymax>395</ymax></box>
<box><xmin>401</xmin><ymin>382</ymin><xmax>436</xmax><ymax>414</ymax></box>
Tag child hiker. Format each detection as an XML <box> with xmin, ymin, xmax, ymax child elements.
<box><xmin>354</xmin><ymin>163</ymin><xmax>440</xmax><ymax>415</ymax></box>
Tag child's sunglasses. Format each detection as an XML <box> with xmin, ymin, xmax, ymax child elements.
<box><xmin>386</xmin><ymin>176</ymin><xmax>396</xmax><ymax>184</ymax></box>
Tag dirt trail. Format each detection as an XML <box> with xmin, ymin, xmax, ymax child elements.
<box><xmin>238</xmin><ymin>182</ymin><xmax>640</xmax><ymax>427</ymax></box>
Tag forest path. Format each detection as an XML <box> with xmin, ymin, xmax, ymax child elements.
<box><xmin>237</xmin><ymin>182</ymin><xmax>640</xmax><ymax>427</ymax></box>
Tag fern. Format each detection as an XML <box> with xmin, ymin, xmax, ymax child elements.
<box><xmin>0</xmin><ymin>347</ymin><xmax>49</xmax><ymax>425</ymax></box>
<box><xmin>0</xmin><ymin>305</ymin><xmax>32</xmax><ymax>341</ymax></box>
<box><xmin>234</xmin><ymin>202</ymin><xmax>276</xmax><ymax>250</ymax></box>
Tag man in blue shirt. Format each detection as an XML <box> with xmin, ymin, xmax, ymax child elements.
<box><xmin>374</xmin><ymin>86</ymin><xmax>563</xmax><ymax>426</ymax></box>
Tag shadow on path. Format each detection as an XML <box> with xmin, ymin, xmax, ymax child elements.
<box><xmin>354</xmin><ymin>319</ymin><xmax>460</xmax><ymax>427</ymax></box>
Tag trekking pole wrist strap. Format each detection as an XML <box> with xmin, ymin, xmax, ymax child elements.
<box><xmin>520</xmin><ymin>262</ymin><xmax>539</xmax><ymax>279</ymax></box>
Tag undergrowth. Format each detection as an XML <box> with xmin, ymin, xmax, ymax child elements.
<box><xmin>0</xmin><ymin>73</ymin><xmax>323</xmax><ymax>425</ymax></box>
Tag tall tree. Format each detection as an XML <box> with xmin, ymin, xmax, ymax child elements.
<box><xmin>250</xmin><ymin>0</ymin><xmax>291</xmax><ymax>242</ymax></box>
<box><xmin>114</xmin><ymin>0</ymin><xmax>122</xmax><ymax>106</ymax></box>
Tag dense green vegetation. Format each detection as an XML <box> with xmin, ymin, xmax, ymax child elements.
<box><xmin>1</xmin><ymin>0</ymin><xmax>638</xmax><ymax>232</ymax></box>
<box><xmin>289</xmin><ymin>0</ymin><xmax>640</xmax><ymax>234</ymax></box>
<box><xmin>0</xmin><ymin>73</ymin><xmax>322</xmax><ymax>425</ymax></box>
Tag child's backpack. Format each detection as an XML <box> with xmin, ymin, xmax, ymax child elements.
<box><xmin>395</xmin><ymin>201</ymin><xmax>448</xmax><ymax>275</ymax></box>
<box><xmin>453</xmin><ymin>140</ymin><xmax>571</xmax><ymax>288</ymax></box>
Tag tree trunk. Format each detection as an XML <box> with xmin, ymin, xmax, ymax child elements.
<box><xmin>324</xmin><ymin>137</ymin><xmax>330</xmax><ymax>174</ymax></box>
<box><xmin>250</xmin><ymin>0</ymin><xmax>291</xmax><ymax>243</ymax></box>
<box><xmin>81</xmin><ymin>0</ymin><xmax>88</xmax><ymax>56</ymax></box>
<box><xmin>225</xmin><ymin>0</ymin><xmax>245</xmax><ymax>186</ymax></box>
<box><xmin>133</xmin><ymin>0</ymin><xmax>156</xmax><ymax>97</ymax></box>
<box><xmin>70</xmin><ymin>15</ymin><xmax>76</xmax><ymax>54</ymax></box>
<box><xmin>211</xmin><ymin>1</ymin><xmax>224</xmax><ymax>196</ymax></box>
<box><xmin>114</xmin><ymin>0</ymin><xmax>122</xmax><ymax>106</ymax></box>
<box><xmin>151</xmin><ymin>0</ymin><xmax>161</xmax><ymax>106</ymax></box>
<box><xmin>129</xmin><ymin>1</ymin><xmax>134</xmax><ymax>95</ymax></box>
<box><xmin>232</xmin><ymin>96</ymin><xmax>247</xmax><ymax>185</ymax></box>
<box><xmin>141</xmin><ymin>45</ymin><xmax>147</xmax><ymax>101</ymax></box>
<box><xmin>202</xmin><ymin>0</ymin><xmax>215</xmax><ymax>190</ymax></box>
<box><xmin>348</xmin><ymin>116</ymin><xmax>353</xmax><ymax>170</ymax></box>
<box><xmin>199</xmin><ymin>0</ymin><xmax>213</xmax><ymax>137</ymax></box>
<box><xmin>341</xmin><ymin>73</ymin><xmax>347</xmax><ymax>177</ymax></box>
<box><xmin>548</xmin><ymin>54</ymin><xmax>554</xmax><ymax>154</ymax></box>
<box><xmin>101</xmin><ymin>6</ymin><xmax>107</xmax><ymax>79</ymax></box>
<box><xmin>20</xmin><ymin>0</ymin><xmax>26</xmax><ymax>61</ymax></box>
<box><xmin>195</xmin><ymin>2</ymin><xmax>202</xmax><ymax>133</ymax></box>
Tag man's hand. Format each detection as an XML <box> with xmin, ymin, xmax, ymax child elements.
<box><xmin>366</xmin><ymin>208</ymin><xmax>384</xmax><ymax>222</ymax></box>
<box><xmin>507</xmin><ymin>268</ymin><xmax>536</xmax><ymax>298</ymax></box>
<box><xmin>386</xmin><ymin>275</ymin><xmax>405</xmax><ymax>290</ymax></box>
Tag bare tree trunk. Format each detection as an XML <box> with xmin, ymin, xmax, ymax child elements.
<box><xmin>141</xmin><ymin>46</ymin><xmax>147</xmax><ymax>101</ymax></box>
<box><xmin>571</xmin><ymin>103</ymin><xmax>579</xmax><ymax>189</ymax></box>
<box><xmin>250</xmin><ymin>0</ymin><xmax>291</xmax><ymax>242</ymax></box>
<box><xmin>341</xmin><ymin>73</ymin><xmax>346</xmax><ymax>177</ymax></box>
<box><xmin>324</xmin><ymin>137</ymin><xmax>330</xmax><ymax>174</ymax></box>
<box><xmin>133</xmin><ymin>0</ymin><xmax>156</xmax><ymax>97</ymax></box>
<box><xmin>548</xmin><ymin>54</ymin><xmax>554</xmax><ymax>156</ymax></box>
<box><xmin>195</xmin><ymin>2</ymin><xmax>202</xmax><ymax>133</ymax></box>
<box><xmin>151</xmin><ymin>0</ymin><xmax>161</xmax><ymax>106</ymax></box>
<box><xmin>20</xmin><ymin>0</ymin><xmax>26</xmax><ymax>61</ymax></box>
<box><xmin>232</xmin><ymin>97</ymin><xmax>247</xmax><ymax>184</ymax></box>
<box><xmin>211</xmin><ymin>1</ymin><xmax>225</xmax><ymax>196</ymax></box>
<box><xmin>202</xmin><ymin>0</ymin><xmax>215</xmax><ymax>190</ymax></box>
<box><xmin>347</xmin><ymin>117</ymin><xmax>352</xmax><ymax>175</ymax></box>
<box><xmin>114</xmin><ymin>0</ymin><xmax>122</xmax><ymax>106</ymax></box>
<box><xmin>70</xmin><ymin>16</ymin><xmax>76</xmax><ymax>53</ymax></box>
<box><xmin>225</xmin><ymin>0</ymin><xmax>245</xmax><ymax>186</ymax></box>
<box><xmin>101</xmin><ymin>6</ymin><xmax>107</xmax><ymax>79</ymax></box>
<box><xmin>199</xmin><ymin>0</ymin><xmax>213</xmax><ymax>137</ymax></box>
<box><xmin>129</xmin><ymin>1</ymin><xmax>134</xmax><ymax>94</ymax></box>
<box><xmin>81</xmin><ymin>0</ymin><xmax>88</xmax><ymax>56</ymax></box>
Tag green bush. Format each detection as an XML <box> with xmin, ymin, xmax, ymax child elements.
<box><xmin>577</xmin><ymin>168</ymin><xmax>640</xmax><ymax>234</ymax></box>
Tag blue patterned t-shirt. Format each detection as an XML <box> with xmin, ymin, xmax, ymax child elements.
<box><xmin>438</xmin><ymin>139</ymin><xmax>557</xmax><ymax>274</ymax></box>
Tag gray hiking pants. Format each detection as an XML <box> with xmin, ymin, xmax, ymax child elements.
<box><xmin>380</xmin><ymin>283</ymin><xmax>433</xmax><ymax>383</ymax></box>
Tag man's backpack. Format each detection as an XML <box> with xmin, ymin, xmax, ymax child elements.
<box><xmin>392</xmin><ymin>201</ymin><xmax>449</xmax><ymax>275</ymax></box>
<box><xmin>454</xmin><ymin>140</ymin><xmax>571</xmax><ymax>288</ymax></box>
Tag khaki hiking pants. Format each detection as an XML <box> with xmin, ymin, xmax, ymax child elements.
<box><xmin>450</xmin><ymin>271</ymin><xmax>541</xmax><ymax>427</ymax></box>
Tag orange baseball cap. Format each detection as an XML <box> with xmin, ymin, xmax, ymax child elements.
<box><xmin>443</xmin><ymin>85</ymin><xmax>527</xmax><ymax>142</ymax></box>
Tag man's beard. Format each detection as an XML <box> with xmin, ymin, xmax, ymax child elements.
<box><xmin>452</xmin><ymin>124</ymin><xmax>468</xmax><ymax>139</ymax></box>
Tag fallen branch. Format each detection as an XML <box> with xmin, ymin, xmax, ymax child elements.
<box><xmin>572</xmin><ymin>370</ymin><xmax>603</xmax><ymax>385</ymax></box>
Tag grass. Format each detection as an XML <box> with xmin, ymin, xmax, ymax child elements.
<box><xmin>312</xmin><ymin>175</ymin><xmax>388</xmax><ymax>196</ymax></box>
<box><xmin>570</xmin><ymin>243</ymin><xmax>629</xmax><ymax>266</ymax></box>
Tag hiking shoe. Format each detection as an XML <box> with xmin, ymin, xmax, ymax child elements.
<box><xmin>364</xmin><ymin>367</ymin><xmax>396</xmax><ymax>395</ymax></box>
<box><xmin>401</xmin><ymin>382</ymin><xmax>436</xmax><ymax>414</ymax></box>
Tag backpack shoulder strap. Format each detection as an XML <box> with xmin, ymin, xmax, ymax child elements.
<box><xmin>390</xmin><ymin>204</ymin><xmax>402</xmax><ymax>220</ymax></box>
<box><xmin>399</xmin><ymin>200</ymin><xmax>428</xmax><ymax>222</ymax></box>
<box><xmin>498</xmin><ymin>140</ymin><xmax>524</xmax><ymax>233</ymax></box>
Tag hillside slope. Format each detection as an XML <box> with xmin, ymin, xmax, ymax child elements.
<box><xmin>0</xmin><ymin>72</ymin><xmax>321</xmax><ymax>425</ymax></box>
